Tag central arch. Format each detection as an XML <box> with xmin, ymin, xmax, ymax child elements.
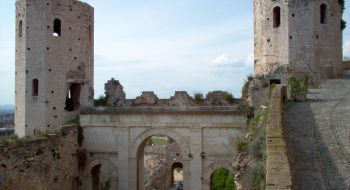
<box><xmin>130</xmin><ymin>128</ymin><xmax>190</xmax><ymax>190</ymax></box>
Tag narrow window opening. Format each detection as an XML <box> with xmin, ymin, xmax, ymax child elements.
<box><xmin>19</xmin><ymin>20</ymin><xmax>23</xmax><ymax>37</ymax></box>
<box><xmin>320</xmin><ymin>4</ymin><xmax>327</xmax><ymax>24</ymax></box>
<box><xmin>273</xmin><ymin>7</ymin><xmax>281</xmax><ymax>28</ymax></box>
<box><xmin>53</xmin><ymin>19</ymin><xmax>61</xmax><ymax>36</ymax></box>
<box><xmin>32</xmin><ymin>79</ymin><xmax>39</xmax><ymax>96</ymax></box>
<box><xmin>65</xmin><ymin>83</ymin><xmax>81</xmax><ymax>112</ymax></box>
<box><xmin>89</xmin><ymin>25</ymin><xmax>92</xmax><ymax>42</ymax></box>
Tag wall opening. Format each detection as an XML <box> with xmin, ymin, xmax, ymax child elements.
<box><xmin>320</xmin><ymin>4</ymin><xmax>327</xmax><ymax>24</ymax></box>
<box><xmin>270</xmin><ymin>79</ymin><xmax>281</xmax><ymax>85</ymax></box>
<box><xmin>32</xmin><ymin>79</ymin><xmax>39</xmax><ymax>96</ymax></box>
<box><xmin>273</xmin><ymin>7</ymin><xmax>281</xmax><ymax>28</ymax></box>
<box><xmin>53</xmin><ymin>18</ymin><xmax>61</xmax><ymax>36</ymax></box>
<box><xmin>91</xmin><ymin>164</ymin><xmax>101</xmax><ymax>190</ymax></box>
<box><xmin>172</xmin><ymin>162</ymin><xmax>184</xmax><ymax>189</ymax></box>
<box><xmin>19</xmin><ymin>20</ymin><xmax>23</xmax><ymax>37</ymax></box>
<box><xmin>65</xmin><ymin>83</ymin><xmax>81</xmax><ymax>112</ymax></box>
<box><xmin>210</xmin><ymin>168</ymin><xmax>234</xmax><ymax>190</ymax></box>
<box><xmin>89</xmin><ymin>25</ymin><xmax>92</xmax><ymax>42</ymax></box>
<box><xmin>137</xmin><ymin>135</ymin><xmax>183</xmax><ymax>190</ymax></box>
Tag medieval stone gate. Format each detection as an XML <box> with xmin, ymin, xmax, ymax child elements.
<box><xmin>79</xmin><ymin>104</ymin><xmax>248</xmax><ymax>190</ymax></box>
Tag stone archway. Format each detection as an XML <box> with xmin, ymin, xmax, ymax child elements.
<box><xmin>130</xmin><ymin>128</ymin><xmax>190</xmax><ymax>190</ymax></box>
<box><xmin>203</xmin><ymin>161</ymin><xmax>234</xmax><ymax>190</ymax></box>
<box><xmin>82</xmin><ymin>158</ymin><xmax>118</xmax><ymax>190</ymax></box>
<box><xmin>171</xmin><ymin>162</ymin><xmax>184</xmax><ymax>186</ymax></box>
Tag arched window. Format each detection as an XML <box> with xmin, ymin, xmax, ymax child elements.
<box><xmin>53</xmin><ymin>19</ymin><xmax>61</xmax><ymax>36</ymax></box>
<box><xmin>320</xmin><ymin>4</ymin><xmax>327</xmax><ymax>24</ymax></box>
<box><xmin>273</xmin><ymin>6</ymin><xmax>281</xmax><ymax>28</ymax></box>
<box><xmin>19</xmin><ymin>20</ymin><xmax>23</xmax><ymax>37</ymax></box>
<box><xmin>32</xmin><ymin>79</ymin><xmax>39</xmax><ymax>96</ymax></box>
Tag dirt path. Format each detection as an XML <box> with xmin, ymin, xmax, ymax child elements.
<box><xmin>283</xmin><ymin>70</ymin><xmax>350</xmax><ymax>189</ymax></box>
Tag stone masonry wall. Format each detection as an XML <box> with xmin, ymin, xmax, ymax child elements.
<box><xmin>0</xmin><ymin>126</ymin><xmax>79</xmax><ymax>190</ymax></box>
<box><xmin>266</xmin><ymin>85</ymin><xmax>292</xmax><ymax>190</ymax></box>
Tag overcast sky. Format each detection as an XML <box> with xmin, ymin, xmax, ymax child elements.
<box><xmin>1</xmin><ymin>1</ymin><xmax>350</xmax><ymax>105</ymax></box>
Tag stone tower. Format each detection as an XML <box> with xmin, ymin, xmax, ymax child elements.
<box><xmin>15</xmin><ymin>0</ymin><xmax>94</xmax><ymax>137</ymax></box>
<box><xmin>254</xmin><ymin>0</ymin><xmax>343</xmax><ymax>85</ymax></box>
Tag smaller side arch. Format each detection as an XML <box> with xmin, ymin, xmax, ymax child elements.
<box><xmin>203</xmin><ymin>160</ymin><xmax>234</xmax><ymax>181</ymax></box>
<box><xmin>83</xmin><ymin>157</ymin><xmax>118</xmax><ymax>190</ymax></box>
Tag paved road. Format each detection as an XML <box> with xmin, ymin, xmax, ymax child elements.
<box><xmin>283</xmin><ymin>70</ymin><xmax>350</xmax><ymax>189</ymax></box>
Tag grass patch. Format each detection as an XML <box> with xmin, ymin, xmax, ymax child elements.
<box><xmin>0</xmin><ymin>134</ymin><xmax>18</xmax><ymax>146</ymax></box>
<box><xmin>147</xmin><ymin>136</ymin><xmax>170</xmax><ymax>147</ymax></box>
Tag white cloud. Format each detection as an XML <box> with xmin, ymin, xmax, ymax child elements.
<box><xmin>244</xmin><ymin>52</ymin><xmax>254</xmax><ymax>68</ymax></box>
<box><xmin>211</xmin><ymin>54</ymin><xmax>231</xmax><ymax>66</ymax></box>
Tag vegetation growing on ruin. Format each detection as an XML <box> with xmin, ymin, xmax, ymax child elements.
<box><xmin>241</xmin><ymin>74</ymin><xmax>254</xmax><ymax>100</ymax></box>
<box><xmin>193</xmin><ymin>92</ymin><xmax>204</xmax><ymax>104</ymax></box>
<box><xmin>288</xmin><ymin>74</ymin><xmax>311</xmax><ymax>100</ymax></box>
<box><xmin>242</xmin><ymin>105</ymin><xmax>268</xmax><ymax>190</ymax></box>
<box><xmin>340</xmin><ymin>0</ymin><xmax>347</xmax><ymax>30</ymax></box>
<box><xmin>0</xmin><ymin>134</ymin><xmax>17</xmax><ymax>146</ymax></box>
<box><xmin>211</xmin><ymin>168</ymin><xmax>235</xmax><ymax>190</ymax></box>
<box><xmin>94</xmin><ymin>95</ymin><xmax>108</xmax><ymax>107</ymax></box>
<box><xmin>235</xmin><ymin>102</ymin><xmax>269</xmax><ymax>190</ymax></box>
<box><xmin>225</xmin><ymin>93</ymin><xmax>235</xmax><ymax>104</ymax></box>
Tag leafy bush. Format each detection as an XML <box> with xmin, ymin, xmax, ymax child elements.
<box><xmin>193</xmin><ymin>92</ymin><xmax>204</xmax><ymax>104</ymax></box>
<box><xmin>225</xmin><ymin>93</ymin><xmax>235</xmax><ymax>104</ymax></box>
<box><xmin>211</xmin><ymin>168</ymin><xmax>235</xmax><ymax>190</ymax></box>
<box><xmin>94</xmin><ymin>95</ymin><xmax>108</xmax><ymax>107</ymax></box>
<box><xmin>242</xmin><ymin>74</ymin><xmax>254</xmax><ymax>99</ymax></box>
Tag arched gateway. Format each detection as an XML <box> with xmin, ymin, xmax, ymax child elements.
<box><xmin>80</xmin><ymin>105</ymin><xmax>248</xmax><ymax>190</ymax></box>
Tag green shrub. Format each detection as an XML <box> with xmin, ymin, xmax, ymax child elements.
<box><xmin>211</xmin><ymin>168</ymin><xmax>235</xmax><ymax>190</ymax></box>
<box><xmin>242</xmin><ymin>74</ymin><xmax>254</xmax><ymax>99</ymax></box>
<box><xmin>225</xmin><ymin>93</ymin><xmax>235</xmax><ymax>104</ymax></box>
<box><xmin>193</xmin><ymin>92</ymin><xmax>204</xmax><ymax>104</ymax></box>
<box><xmin>94</xmin><ymin>95</ymin><xmax>108</xmax><ymax>107</ymax></box>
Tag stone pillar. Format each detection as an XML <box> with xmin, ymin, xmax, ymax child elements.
<box><xmin>117</xmin><ymin>127</ymin><xmax>129</xmax><ymax>190</ymax></box>
<box><xmin>190</xmin><ymin>127</ymin><xmax>203</xmax><ymax>190</ymax></box>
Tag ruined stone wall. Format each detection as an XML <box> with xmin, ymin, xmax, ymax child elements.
<box><xmin>0</xmin><ymin>126</ymin><xmax>79</xmax><ymax>190</ymax></box>
<box><xmin>103</xmin><ymin>79</ymin><xmax>239</xmax><ymax>107</ymax></box>
<box><xmin>266</xmin><ymin>85</ymin><xmax>292</xmax><ymax>190</ymax></box>
<box><xmin>15</xmin><ymin>0</ymin><xmax>94</xmax><ymax>137</ymax></box>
